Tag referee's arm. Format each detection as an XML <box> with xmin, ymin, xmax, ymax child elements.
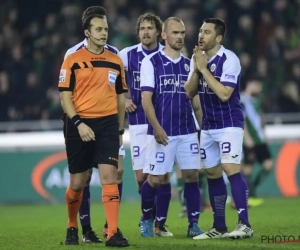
<box><xmin>115</xmin><ymin>60</ymin><xmax>128</xmax><ymax>137</ymax></box>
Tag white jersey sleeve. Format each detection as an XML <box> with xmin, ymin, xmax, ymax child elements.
<box><xmin>64</xmin><ymin>39</ymin><xmax>86</xmax><ymax>59</ymax></box>
<box><xmin>140</xmin><ymin>56</ymin><xmax>155</xmax><ymax>91</ymax></box>
<box><xmin>220</xmin><ymin>53</ymin><xmax>241</xmax><ymax>88</ymax></box>
<box><xmin>119</xmin><ymin>48</ymin><xmax>129</xmax><ymax>71</ymax></box>
<box><xmin>64</xmin><ymin>49</ymin><xmax>72</xmax><ymax>59</ymax></box>
<box><xmin>187</xmin><ymin>55</ymin><xmax>195</xmax><ymax>80</ymax></box>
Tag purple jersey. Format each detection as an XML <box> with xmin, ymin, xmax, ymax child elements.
<box><xmin>119</xmin><ymin>43</ymin><xmax>164</xmax><ymax>125</ymax></box>
<box><xmin>64</xmin><ymin>39</ymin><xmax>119</xmax><ymax>59</ymax></box>
<box><xmin>140</xmin><ymin>50</ymin><xmax>196</xmax><ymax>136</ymax></box>
<box><xmin>189</xmin><ymin>46</ymin><xmax>244</xmax><ymax>130</ymax></box>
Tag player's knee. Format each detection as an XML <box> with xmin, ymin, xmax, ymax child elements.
<box><xmin>161</xmin><ymin>173</ymin><xmax>170</xmax><ymax>184</ymax></box>
<box><xmin>182</xmin><ymin>169</ymin><xmax>199</xmax><ymax>183</ymax></box>
<box><xmin>136</xmin><ymin>170</ymin><xmax>147</xmax><ymax>187</ymax></box>
<box><xmin>205</xmin><ymin>165</ymin><xmax>223</xmax><ymax>179</ymax></box>
<box><xmin>69</xmin><ymin>171</ymin><xmax>90</xmax><ymax>191</ymax></box>
<box><xmin>147</xmin><ymin>175</ymin><xmax>162</xmax><ymax>188</ymax></box>
<box><xmin>222</xmin><ymin>163</ymin><xmax>240</xmax><ymax>176</ymax></box>
<box><xmin>263</xmin><ymin>159</ymin><xmax>273</xmax><ymax>171</ymax></box>
<box><xmin>116</xmin><ymin>168</ymin><xmax>124</xmax><ymax>182</ymax></box>
<box><xmin>99</xmin><ymin>165</ymin><xmax>118</xmax><ymax>185</ymax></box>
<box><xmin>69</xmin><ymin>180</ymin><xmax>85</xmax><ymax>192</ymax></box>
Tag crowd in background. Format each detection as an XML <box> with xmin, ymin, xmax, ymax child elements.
<box><xmin>0</xmin><ymin>0</ymin><xmax>299</xmax><ymax>123</ymax></box>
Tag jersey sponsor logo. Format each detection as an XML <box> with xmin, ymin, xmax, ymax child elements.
<box><xmin>159</xmin><ymin>74</ymin><xmax>188</xmax><ymax>94</ymax></box>
<box><xmin>59</xmin><ymin>69</ymin><xmax>66</xmax><ymax>82</ymax></box>
<box><xmin>199</xmin><ymin>78</ymin><xmax>214</xmax><ymax>94</ymax></box>
<box><xmin>133</xmin><ymin>71</ymin><xmax>140</xmax><ymax>90</ymax></box>
<box><xmin>108</xmin><ymin>71</ymin><xmax>117</xmax><ymax>85</ymax></box>
<box><xmin>225</xmin><ymin>74</ymin><xmax>235</xmax><ymax>80</ymax></box>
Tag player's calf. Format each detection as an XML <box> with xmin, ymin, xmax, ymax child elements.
<box><xmin>182</xmin><ymin>169</ymin><xmax>204</xmax><ymax>237</ymax></box>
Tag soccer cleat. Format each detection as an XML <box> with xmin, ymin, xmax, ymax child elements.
<box><xmin>155</xmin><ymin>225</ymin><xmax>173</xmax><ymax>237</ymax></box>
<box><xmin>102</xmin><ymin>226</ymin><xmax>127</xmax><ymax>240</ymax></box>
<box><xmin>187</xmin><ymin>223</ymin><xmax>204</xmax><ymax>237</ymax></box>
<box><xmin>82</xmin><ymin>230</ymin><xmax>102</xmax><ymax>243</ymax></box>
<box><xmin>248</xmin><ymin>197</ymin><xmax>264</xmax><ymax>207</ymax></box>
<box><xmin>228</xmin><ymin>221</ymin><xmax>254</xmax><ymax>239</ymax></box>
<box><xmin>105</xmin><ymin>231</ymin><xmax>130</xmax><ymax>247</ymax></box>
<box><xmin>193</xmin><ymin>227</ymin><xmax>229</xmax><ymax>240</ymax></box>
<box><xmin>65</xmin><ymin>227</ymin><xmax>79</xmax><ymax>245</ymax></box>
<box><xmin>140</xmin><ymin>219</ymin><xmax>155</xmax><ymax>237</ymax></box>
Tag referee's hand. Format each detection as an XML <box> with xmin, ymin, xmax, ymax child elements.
<box><xmin>77</xmin><ymin>123</ymin><xmax>95</xmax><ymax>142</ymax></box>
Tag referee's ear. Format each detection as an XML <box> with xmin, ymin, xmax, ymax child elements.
<box><xmin>84</xmin><ymin>29</ymin><xmax>90</xmax><ymax>38</ymax></box>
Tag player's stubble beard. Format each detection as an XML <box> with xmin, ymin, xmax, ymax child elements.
<box><xmin>141</xmin><ymin>35</ymin><xmax>156</xmax><ymax>48</ymax></box>
<box><xmin>170</xmin><ymin>39</ymin><xmax>183</xmax><ymax>51</ymax></box>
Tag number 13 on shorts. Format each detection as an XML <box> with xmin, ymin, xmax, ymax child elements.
<box><xmin>199</xmin><ymin>127</ymin><xmax>244</xmax><ymax>168</ymax></box>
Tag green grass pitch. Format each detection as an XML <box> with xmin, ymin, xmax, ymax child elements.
<box><xmin>1</xmin><ymin>198</ymin><xmax>300</xmax><ymax>250</ymax></box>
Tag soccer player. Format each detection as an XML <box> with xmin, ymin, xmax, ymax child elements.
<box><xmin>140</xmin><ymin>17</ymin><xmax>204</xmax><ymax>238</ymax></box>
<box><xmin>185</xmin><ymin>18</ymin><xmax>253</xmax><ymax>240</ymax></box>
<box><xmin>63</xmin><ymin>6</ymin><xmax>126</xmax><ymax>243</ymax></box>
<box><xmin>240</xmin><ymin>75</ymin><xmax>273</xmax><ymax>206</ymax></box>
<box><xmin>119</xmin><ymin>13</ymin><xmax>173</xmax><ymax>237</ymax></box>
<box><xmin>59</xmin><ymin>11</ymin><xmax>129</xmax><ymax>247</ymax></box>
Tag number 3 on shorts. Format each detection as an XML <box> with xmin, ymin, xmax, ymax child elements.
<box><xmin>221</xmin><ymin>142</ymin><xmax>231</xmax><ymax>154</ymax></box>
<box><xmin>200</xmin><ymin>148</ymin><xmax>206</xmax><ymax>159</ymax></box>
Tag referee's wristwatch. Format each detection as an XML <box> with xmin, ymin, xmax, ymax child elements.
<box><xmin>119</xmin><ymin>129</ymin><xmax>124</xmax><ymax>135</ymax></box>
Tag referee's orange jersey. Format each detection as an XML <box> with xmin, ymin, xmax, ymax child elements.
<box><xmin>58</xmin><ymin>47</ymin><xmax>128</xmax><ymax>118</ymax></box>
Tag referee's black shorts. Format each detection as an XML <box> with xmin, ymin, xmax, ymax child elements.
<box><xmin>63</xmin><ymin>114</ymin><xmax>119</xmax><ymax>174</ymax></box>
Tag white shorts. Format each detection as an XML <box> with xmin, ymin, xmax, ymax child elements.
<box><xmin>119</xmin><ymin>144</ymin><xmax>125</xmax><ymax>158</ymax></box>
<box><xmin>144</xmin><ymin>133</ymin><xmax>200</xmax><ymax>175</ymax></box>
<box><xmin>129</xmin><ymin>124</ymin><xmax>148</xmax><ymax>170</ymax></box>
<box><xmin>200</xmin><ymin>127</ymin><xmax>244</xmax><ymax>168</ymax></box>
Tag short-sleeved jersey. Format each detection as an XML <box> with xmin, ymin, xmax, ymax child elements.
<box><xmin>188</xmin><ymin>45</ymin><xmax>244</xmax><ymax>130</ymax></box>
<box><xmin>119</xmin><ymin>43</ymin><xmax>164</xmax><ymax>125</ymax></box>
<box><xmin>64</xmin><ymin>39</ymin><xmax>119</xmax><ymax>59</ymax></box>
<box><xmin>140</xmin><ymin>50</ymin><xmax>196</xmax><ymax>136</ymax></box>
<box><xmin>58</xmin><ymin>48</ymin><xmax>127</xmax><ymax>118</ymax></box>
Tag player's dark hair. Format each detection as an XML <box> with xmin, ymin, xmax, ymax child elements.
<box><xmin>82</xmin><ymin>6</ymin><xmax>106</xmax><ymax>22</ymax></box>
<box><xmin>82</xmin><ymin>14</ymin><xmax>105</xmax><ymax>30</ymax></box>
<box><xmin>203</xmin><ymin>18</ymin><xmax>226</xmax><ymax>38</ymax></box>
<box><xmin>82</xmin><ymin>6</ymin><xmax>106</xmax><ymax>30</ymax></box>
<box><xmin>135</xmin><ymin>13</ymin><xmax>163</xmax><ymax>38</ymax></box>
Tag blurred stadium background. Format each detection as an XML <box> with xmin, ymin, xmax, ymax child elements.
<box><xmin>0</xmin><ymin>0</ymin><xmax>299</xmax><ymax>205</ymax></box>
